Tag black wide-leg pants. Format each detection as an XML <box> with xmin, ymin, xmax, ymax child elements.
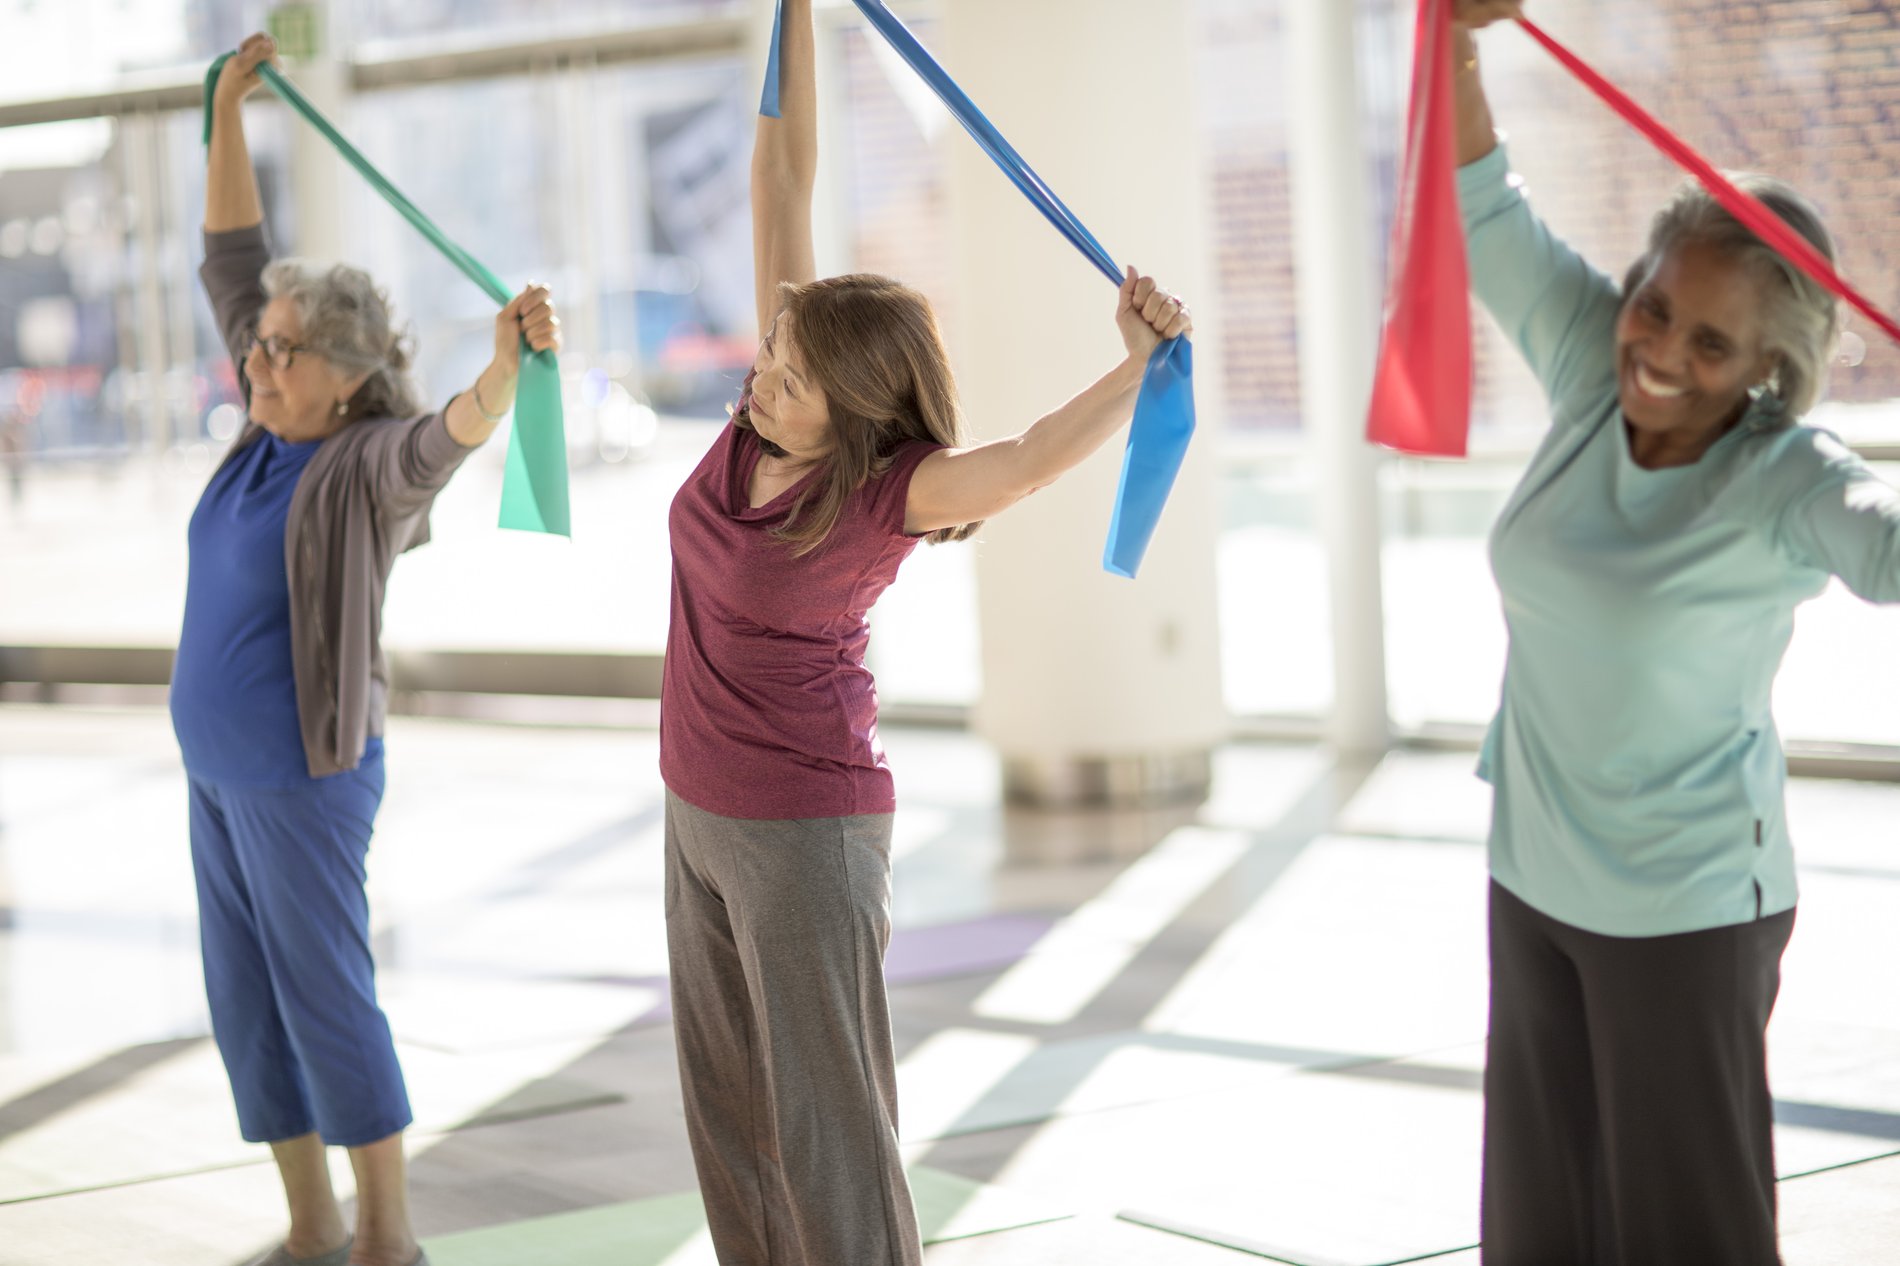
<box><xmin>1481</xmin><ymin>880</ymin><xmax>1795</xmax><ymax>1266</ymax></box>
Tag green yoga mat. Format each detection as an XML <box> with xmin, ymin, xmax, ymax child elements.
<box><xmin>202</xmin><ymin>54</ymin><xmax>570</xmax><ymax>536</ymax></box>
<box><xmin>424</xmin><ymin>1166</ymin><xmax>1071</xmax><ymax>1265</ymax></box>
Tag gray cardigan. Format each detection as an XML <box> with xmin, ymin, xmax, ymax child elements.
<box><xmin>199</xmin><ymin>224</ymin><xmax>474</xmax><ymax>778</ymax></box>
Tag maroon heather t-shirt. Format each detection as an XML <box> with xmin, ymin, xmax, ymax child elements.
<box><xmin>660</xmin><ymin>423</ymin><xmax>940</xmax><ymax>820</ymax></box>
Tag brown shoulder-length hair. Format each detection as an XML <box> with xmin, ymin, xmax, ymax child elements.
<box><xmin>732</xmin><ymin>273</ymin><xmax>979</xmax><ymax>556</ymax></box>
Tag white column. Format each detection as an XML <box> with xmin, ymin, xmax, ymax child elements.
<box><xmin>556</xmin><ymin>57</ymin><xmax>603</xmax><ymax>367</ymax></box>
<box><xmin>122</xmin><ymin>110</ymin><xmax>173</xmax><ymax>453</ymax></box>
<box><xmin>1285</xmin><ymin>0</ymin><xmax>1391</xmax><ymax>757</ymax></box>
<box><xmin>283</xmin><ymin>1</ymin><xmax>347</xmax><ymax>261</ymax></box>
<box><xmin>810</xmin><ymin>3</ymin><xmax>855</xmax><ymax>282</ymax></box>
<box><xmin>944</xmin><ymin>0</ymin><xmax>1226</xmax><ymax>807</ymax></box>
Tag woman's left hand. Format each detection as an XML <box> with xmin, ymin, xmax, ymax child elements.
<box><xmin>1453</xmin><ymin>0</ymin><xmax>1524</xmax><ymax>30</ymax></box>
<box><xmin>1117</xmin><ymin>267</ymin><xmax>1193</xmax><ymax>361</ymax></box>
<box><xmin>491</xmin><ymin>284</ymin><xmax>562</xmax><ymax>377</ymax></box>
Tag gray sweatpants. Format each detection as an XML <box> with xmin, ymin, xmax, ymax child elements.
<box><xmin>663</xmin><ymin>790</ymin><xmax>923</xmax><ymax>1266</ymax></box>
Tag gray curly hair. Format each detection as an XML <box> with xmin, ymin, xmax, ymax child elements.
<box><xmin>260</xmin><ymin>259</ymin><xmax>420</xmax><ymax>420</ymax></box>
<box><xmin>1621</xmin><ymin>175</ymin><xmax>1842</xmax><ymax>419</ymax></box>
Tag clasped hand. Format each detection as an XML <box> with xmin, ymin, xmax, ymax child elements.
<box><xmin>492</xmin><ymin>285</ymin><xmax>562</xmax><ymax>378</ymax></box>
<box><xmin>1117</xmin><ymin>267</ymin><xmax>1193</xmax><ymax>361</ymax></box>
<box><xmin>1454</xmin><ymin>0</ymin><xmax>1525</xmax><ymax>30</ymax></box>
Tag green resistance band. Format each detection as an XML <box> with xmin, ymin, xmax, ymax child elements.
<box><xmin>203</xmin><ymin>52</ymin><xmax>570</xmax><ymax>537</ymax></box>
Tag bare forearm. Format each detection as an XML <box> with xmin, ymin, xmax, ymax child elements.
<box><xmin>752</xmin><ymin>0</ymin><xmax>819</xmax><ymax>330</ymax></box>
<box><xmin>906</xmin><ymin>265</ymin><xmax>1189</xmax><ymax>534</ymax></box>
<box><xmin>754</xmin><ymin>0</ymin><xmax>818</xmax><ymax>192</ymax></box>
<box><xmin>205</xmin><ymin>102</ymin><xmax>264</xmax><ymax>232</ymax></box>
<box><xmin>445</xmin><ymin>362</ymin><xmax>517</xmax><ymax>448</ymax></box>
<box><xmin>1013</xmin><ymin>356</ymin><xmax>1148</xmax><ymax>487</ymax></box>
<box><xmin>916</xmin><ymin>354</ymin><xmax>1147</xmax><ymax>529</ymax></box>
<box><xmin>1454</xmin><ymin>26</ymin><xmax>1499</xmax><ymax>166</ymax></box>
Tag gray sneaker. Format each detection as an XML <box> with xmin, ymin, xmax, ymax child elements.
<box><xmin>244</xmin><ymin>1239</ymin><xmax>354</xmax><ymax>1266</ymax></box>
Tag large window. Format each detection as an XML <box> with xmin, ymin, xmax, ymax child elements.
<box><xmin>348</xmin><ymin>60</ymin><xmax>760</xmax><ymax>655</ymax></box>
<box><xmin>351</xmin><ymin>0</ymin><xmax>738</xmax><ymax>45</ymax></box>
<box><xmin>3</xmin><ymin>0</ymin><xmax>1897</xmax><ymax>753</ymax></box>
<box><xmin>0</xmin><ymin>106</ymin><xmax>283</xmax><ymax>646</ymax></box>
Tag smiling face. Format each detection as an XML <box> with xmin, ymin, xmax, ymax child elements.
<box><xmin>1615</xmin><ymin>240</ymin><xmax>1777</xmax><ymax>464</ymax></box>
<box><xmin>744</xmin><ymin>313</ymin><xmax>832</xmax><ymax>461</ymax></box>
<box><xmin>246</xmin><ymin>296</ymin><xmax>365</xmax><ymax>443</ymax></box>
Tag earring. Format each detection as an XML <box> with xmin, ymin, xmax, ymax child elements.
<box><xmin>335</xmin><ymin>400</ymin><xmax>349</xmax><ymax>417</ymax></box>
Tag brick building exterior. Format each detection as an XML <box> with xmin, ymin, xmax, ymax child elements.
<box><xmin>838</xmin><ymin>1</ymin><xmax>1900</xmax><ymax>439</ymax></box>
<box><xmin>1477</xmin><ymin>0</ymin><xmax>1900</xmax><ymax>435</ymax></box>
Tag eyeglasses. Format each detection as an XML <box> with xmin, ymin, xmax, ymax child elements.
<box><xmin>243</xmin><ymin>331</ymin><xmax>311</xmax><ymax>371</ymax></box>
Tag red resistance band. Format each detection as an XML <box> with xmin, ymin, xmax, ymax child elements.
<box><xmin>1369</xmin><ymin>5</ymin><xmax>1900</xmax><ymax>458</ymax></box>
<box><xmin>1366</xmin><ymin>0</ymin><xmax>1469</xmax><ymax>458</ymax></box>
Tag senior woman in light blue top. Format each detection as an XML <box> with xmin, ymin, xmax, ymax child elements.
<box><xmin>1454</xmin><ymin>4</ymin><xmax>1900</xmax><ymax>1263</ymax></box>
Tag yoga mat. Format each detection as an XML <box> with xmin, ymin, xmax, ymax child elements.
<box><xmin>1118</xmin><ymin>1058</ymin><xmax>1900</xmax><ymax>1266</ymax></box>
<box><xmin>611</xmin><ymin>914</ymin><xmax>1053</xmax><ymax>1030</ymax></box>
<box><xmin>383</xmin><ymin>974</ymin><xmax>668</xmax><ymax>1053</ymax></box>
<box><xmin>1366</xmin><ymin>0</ymin><xmax>1470</xmax><ymax>457</ymax></box>
<box><xmin>896</xmin><ymin>1028</ymin><xmax>1331</xmax><ymax>1143</ymax></box>
<box><xmin>1115</xmin><ymin>1065</ymin><xmax>1484</xmax><ymax>1266</ymax></box>
<box><xmin>1778</xmin><ymin>1153</ymin><xmax>1900</xmax><ymax>1264</ymax></box>
<box><xmin>883</xmin><ymin>912</ymin><xmax>1054</xmax><ymax>985</ymax></box>
<box><xmin>0</xmin><ymin>1038</ymin><xmax>618</xmax><ymax>1203</ymax></box>
<box><xmin>202</xmin><ymin>53</ymin><xmax>570</xmax><ymax>536</ymax></box>
<box><xmin>1140</xmin><ymin>834</ymin><xmax>1489</xmax><ymax>1059</ymax></box>
<box><xmin>761</xmin><ymin>1</ymin><xmax>1194</xmax><ymax>578</ymax></box>
<box><xmin>423</xmin><ymin>1166</ymin><xmax>1071</xmax><ymax>1265</ymax></box>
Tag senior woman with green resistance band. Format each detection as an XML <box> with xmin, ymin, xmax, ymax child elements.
<box><xmin>178</xmin><ymin>34</ymin><xmax>559</xmax><ymax>1266</ymax></box>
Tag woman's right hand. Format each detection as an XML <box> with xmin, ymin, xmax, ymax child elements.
<box><xmin>1453</xmin><ymin>0</ymin><xmax>1523</xmax><ymax>29</ymax></box>
<box><xmin>214</xmin><ymin>33</ymin><xmax>278</xmax><ymax>111</ymax></box>
<box><xmin>1117</xmin><ymin>267</ymin><xmax>1193</xmax><ymax>362</ymax></box>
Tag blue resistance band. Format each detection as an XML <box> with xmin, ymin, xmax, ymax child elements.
<box><xmin>759</xmin><ymin>0</ymin><xmax>785</xmax><ymax>118</ymax></box>
<box><xmin>762</xmin><ymin>1</ymin><xmax>1194</xmax><ymax>579</ymax></box>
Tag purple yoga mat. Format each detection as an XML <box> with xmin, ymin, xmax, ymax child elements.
<box><xmin>620</xmin><ymin>912</ymin><xmax>1055</xmax><ymax>1027</ymax></box>
<box><xmin>885</xmin><ymin>912</ymin><xmax>1054</xmax><ymax>985</ymax></box>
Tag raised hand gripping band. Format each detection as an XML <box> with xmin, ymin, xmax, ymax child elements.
<box><xmin>204</xmin><ymin>53</ymin><xmax>571</xmax><ymax>536</ymax></box>
<box><xmin>764</xmin><ymin>1</ymin><xmax>1194</xmax><ymax>579</ymax></box>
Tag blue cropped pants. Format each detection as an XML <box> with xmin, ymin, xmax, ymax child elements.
<box><xmin>187</xmin><ymin>750</ymin><xmax>411</xmax><ymax>1147</ymax></box>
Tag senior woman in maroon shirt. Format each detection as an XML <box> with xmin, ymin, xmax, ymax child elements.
<box><xmin>657</xmin><ymin>4</ymin><xmax>1194</xmax><ymax>1264</ymax></box>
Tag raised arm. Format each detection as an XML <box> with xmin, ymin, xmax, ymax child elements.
<box><xmin>1453</xmin><ymin>1</ymin><xmax>1622</xmax><ymax>410</ymax></box>
<box><xmin>441</xmin><ymin>285</ymin><xmax>562</xmax><ymax>449</ymax></box>
<box><xmin>753</xmin><ymin>0</ymin><xmax>819</xmax><ymax>334</ymax></box>
<box><xmin>1769</xmin><ymin>429</ymin><xmax>1900</xmax><ymax>605</ymax></box>
<box><xmin>206</xmin><ymin>33</ymin><xmax>275</xmax><ymax>232</ymax></box>
<box><xmin>1452</xmin><ymin>3</ymin><xmax>1518</xmax><ymax>166</ymax></box>
<box><xmin>198</xmin><ymin>34</ymin><xmax>283</xmax><ymax>394</ymax></box>
<box><xmin>903</xmin><ymin>270</ymin><xmax>1190</xmax><ymax>535</ymax></box>
<box><xmin>359</xmin><ymin>284</ymin><xmax>564</xmax><ymax>516</ymax></box>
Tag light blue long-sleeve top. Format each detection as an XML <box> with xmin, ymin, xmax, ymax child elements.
<box><xmin>1462</xmin><ymin>142</ymin><xmax>1900</xmax><ymax>938</ymax></box>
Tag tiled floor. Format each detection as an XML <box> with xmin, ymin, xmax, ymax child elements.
<box><xmin>1</xmin><ymin>705</ymin><xmax>1895</xmax><ymax>1265</ymax></box>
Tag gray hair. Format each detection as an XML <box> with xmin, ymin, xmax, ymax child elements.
<box><xmin>260</xmin><ymin>259</ymin><xmax>420</xmax><ymax>420</ymax></box>
<box><xmin>1621</xmin><ymin>175</ymin><xmax>1842</xmax><ymax>419</ymax></box>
